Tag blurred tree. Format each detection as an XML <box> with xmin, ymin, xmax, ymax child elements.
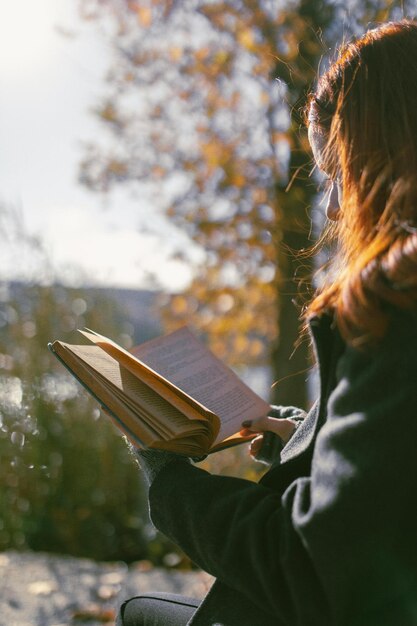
<box><xmin>0</xmin><ymin>277</ymin><xmax>156</xmax><ymax>561</ymax></box>
<box><xmin>78</xmin><ymin>0</ymin><xmax>413</xmax><ymax>409</ymax></box>
<box><xmin>0</xmin><ymin>203</ymin><xmax>164</xmax><ymax>562</ymax></box>
<box><xmin>0</xmin><ymin>201</ymin><xmax>265</xmax><ymax>563</ymax></box>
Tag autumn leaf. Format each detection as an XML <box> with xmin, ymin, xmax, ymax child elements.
<box><xmin>237</xmin><ymin>27</ymin><xmax>257</xmax><ymax>52</ymax></box>
<box><xmin>72</xmin><ymin>605</ymin><xmax>115</xmax><ymax>623</ymax></box>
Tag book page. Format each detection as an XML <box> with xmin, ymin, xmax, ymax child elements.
<box><xmin>80</xmin><ymin>329</ymin><xmax>217</xmax><ymax>425</ymax></box>
<box><xmin>131</xmin><ymin>327</ymin><xmax>270</xmax><ymax>443</ymax></box>
<box><xmin>65</xmin><ymin>343</ymin><xmax>204</xmax><ymax>437</ymax></box>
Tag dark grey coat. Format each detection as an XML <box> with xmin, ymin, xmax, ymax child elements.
<box><xmin>148</xmin><ymin>311</ymin><xmax>417</xmax><ymax>625</ymax></box>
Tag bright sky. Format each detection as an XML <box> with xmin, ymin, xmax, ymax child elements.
<box><xmin>0</xmin><ymin>0</ymin><xmax>197</xmax><ymax>291</ymax></box>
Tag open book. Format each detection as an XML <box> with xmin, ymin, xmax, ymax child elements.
<box><xmin>48</xmin><ymin>327</ymin><xmax>270</xmax><ymax>457</ymax></box>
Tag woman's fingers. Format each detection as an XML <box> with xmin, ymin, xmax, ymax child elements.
<box><xmin>249</xmin><ymin>435</ymin><xmax>264</xmax><ymax>457</ymax></box>
<box><xmin>240</xmin><ymin>415</ymin><xmax>297</xmax><ymax>444</ymax></box>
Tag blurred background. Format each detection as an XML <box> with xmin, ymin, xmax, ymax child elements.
<box><xmin>0</xmin><ymin>0</ymin><xmax>414</xmax><ymax>567</ymax></box>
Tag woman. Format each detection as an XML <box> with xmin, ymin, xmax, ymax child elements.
<box><xmin>117</xmin><ymin>21</ymin><xmax>417</xmax><ymax>626</ymax></box>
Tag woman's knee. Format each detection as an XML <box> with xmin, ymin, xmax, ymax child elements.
<box><xmin>117</xmin><ymin>592</ymin><xmax>200</xmax><ymax>626</ymax></box>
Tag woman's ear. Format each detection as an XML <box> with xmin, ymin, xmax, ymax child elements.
<box><xmin>326</xmin><ymin>181</ymin><xmax>342</xmax><ymax>221</ymax></box>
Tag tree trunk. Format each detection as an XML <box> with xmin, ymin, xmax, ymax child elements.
<box><xmin>270</xmin><ymin>148</ymin><xmax>316</xmax><ymax>409</ymax></box>
<box><xmin>269</xmin><ymin>0</ymin><xmax>336</xmax><ymax>409</ymax></box>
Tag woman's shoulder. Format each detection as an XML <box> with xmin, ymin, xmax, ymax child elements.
<box><xmin>337</xmin><ymin>308</ymin><xmax>417</xmax><ymax>388</ymax></box>
<box><xmin>387</xmin><ymin>307</ymin><xmax>417</xmax><ymax>338</ymax></box>
<box><xmin>373</xmin><ymin>307</ymin><xmax>417</xmax><ymax>361</ymax></box>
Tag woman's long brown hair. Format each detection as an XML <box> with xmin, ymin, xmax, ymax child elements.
<box><xmin>306</xmin><ymin>20</ymin><xmax>417</xmax><ymax>347</ymax></box>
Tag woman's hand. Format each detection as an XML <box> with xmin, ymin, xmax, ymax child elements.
<box><xmin>240</xmin><ymin>415</ymin><xmax>298</xmax><ymax>459</ymax></box>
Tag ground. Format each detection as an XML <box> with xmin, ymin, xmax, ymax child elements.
<box><xmin>0</xmin><ymin>551</ymin><xmax>213</xmax><ymax>626</ymax></box>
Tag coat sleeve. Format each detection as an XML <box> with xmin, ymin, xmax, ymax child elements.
<box><xmin>254</xmin><ymin>405</ymin><xmax>307</xmax><ymax>466</ymax></box>
<box><xmin>148</xmin><ymin>315</ymin><xmax>417</xmax><ymax>625</ymax></box>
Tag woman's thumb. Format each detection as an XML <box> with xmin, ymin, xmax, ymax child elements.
<box><xmin>241</xmin><ymin>415</ymin><xmax>297</xmax><ymax>444</ymax></box>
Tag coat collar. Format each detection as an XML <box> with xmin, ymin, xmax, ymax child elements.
<box><xmin>279</xmin><ymin>313</ymin><xmax>345</xmax><ymax>464</ymax></box>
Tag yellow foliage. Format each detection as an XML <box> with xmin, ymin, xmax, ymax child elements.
<box><xmin>209</xmin><ymin>338</ymin><xmax>227</xmax><ymax>360</ymax></box>
<box><xmin>171</xmin><ymin>295</ymin><xmax>189</xmax><ymax>315</ymax></box>
<box><xmin>151</xmin><ymin>166</ymin><xmax>166</xmax><ymax>178</ymax></box>
<box><xmin>229</xmin><ymin>171</ymin><xmax>246</xmax><ymax>188</ymax></box>
<box><xmin>195</xmin><ymin>47</ymin><xmax>211</xmax><ymax>62</ymax></box>
<box><xmin>252</xmin><ymin>188</ymin><xmax>268</xmax><ymax>204</ymax></box>
<box><xmin>272</xmin><ymin>131</ymin><xmax>289</xmax><ymax>145</ymax></box>
<box><xmin>200</xmin><ymin>141</ymin><xmax>225</xmax><ymax>170</ymax></box>
<box><xmin>248</xmin><ymin>338</ymin><xmax>264</xmax><ymax>358</ymax></box>
<box><xmin>136</xmin><ymin>6</ymin><xmax>152</xmax><ymax>27</ymax></box>
<box><xmin>229</xmin><ymin>90</ymin><xmax>241</xmax><ymax>108</ymax></box>
<box><xmin>80</xmin><ymin>0</ymin><xmax>346</xmax><ymax>382</ymax></box>
<box><xmin>233</xmin><ymin>334</ymin><xmax>249</xmax><ymax>354</ymax></box>
<box><xmin>169</xmin><ymin>47</ymin><xmax>183</xmax><ymax>62</ymax></box>
<box><xmin>260</xmin><ymin>90</ymin><xmax>270</xmax><ymax>106</ymax></box>
<box><xmin>151</xmin><ymin>105</ymin><xmax>163</xmax><ymax>119</ymax></box>
<box><xmin>99</xmin><ymin>103</ymin><xmax>118</xmax><ymax>123</ymax></box>
<box><xmin>213</xmin><ymin>50</ymin><xmax>231</xmax><ymax>67</ymax></box>
<box><xmin>127</xmin><ymin>2</ymin><xmax>153</xmax><ymax>27</ymax></box>
<box><xmin>237</xmin><ymin>28</ymin><xmax>257</xmax><ymax>52</ymax></box>
<box><xmin>216</xmin><ymin>293</ymin><xmax>235</xmax><ymax>313</ymax></box>
<box><xmin>108</xmin><ymin>160</ymin><xmax>128</xmax><ymax>177</ymax></box>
